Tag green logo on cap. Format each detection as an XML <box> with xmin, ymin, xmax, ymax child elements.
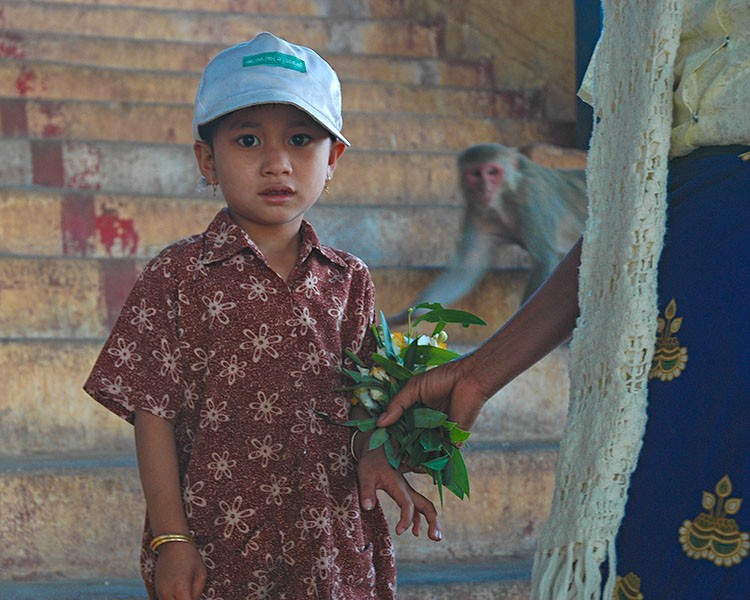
<box><xmin>243</xmin><ymin>52</ymin><xmax>307</xmax><ymax>73</ymax></box>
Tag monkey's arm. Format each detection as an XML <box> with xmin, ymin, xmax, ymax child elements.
<box><xmin>388</xmin><ymin>219</ymin><xmax>494</xmax><ymax>324</ymax></box>
<box><xmin>378</xmin><ymin>238</ymin><xmax>581</xmax><ymax>431</ymax></box>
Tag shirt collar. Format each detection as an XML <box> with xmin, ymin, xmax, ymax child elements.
<box><xmin>200</xmin><ymin>209</ymin><xmax>348</xmax><ymax>271</ymax></box>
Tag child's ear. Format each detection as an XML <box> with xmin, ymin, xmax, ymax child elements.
<box><xmin>326</xmin><ymin>139</ymin><xmax>346</xmax><ymax>178</ymax></box>
<box><xmin>194</xmin><ymin>141</ymin><xmax>217</xmax><ymax>182</ymax></box>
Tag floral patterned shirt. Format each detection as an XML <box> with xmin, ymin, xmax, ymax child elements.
<box><xmin>84</xmin><ymin>209</ymin><xmax>396</xmax><ymax>599</ymax></box>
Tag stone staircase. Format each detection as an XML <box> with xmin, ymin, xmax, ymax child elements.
<box><xmin>0</xmin><ymin>1</ymin><xmax>580</xmax><ymax>597</ymax></box>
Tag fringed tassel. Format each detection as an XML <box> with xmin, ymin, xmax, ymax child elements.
<box><xmin>530</xmin><ymin>538</ymin><xmax>616</xmax><ymax>600</ymax></box>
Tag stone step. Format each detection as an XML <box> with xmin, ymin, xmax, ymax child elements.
<box><xmin>0</xmin><ymin>446</ymin><xmax>556</xmax><ymax>579</ymax></box>
<box><xmin>3</xmin><ymin>1</ymin><xmax>443</xmax><ymax>57</ymax></box>
<box><xmin>0</xmin><ymin>31</ymin><xmax>492</xmax><ymax>89</ymax></box>
<box><xmin>2</xmin><ymin>96</ymin><xmax>540</xmax><ymax>152</ymax></box>
<box><xmin>0</xmin><ymin>561</ymin><xmax>532</xmax><ymax>599</ymax></box>
<box><xmin>0</xmin><ymin>59</ymin><xmax>515</xmax><ymax>120</ymax></box>
<box><xmin>0</xmin><ymin>187</ymin><xmax>528</xmax><ymax>265</ymax></box>
<box><xmin>35</xmin><ymin>0</ymin><xmax>409</xmax><ymax>18</ymax></box>
<box><xmin>0</xmin><ymin>337</ymin><xmax>567</xmax><ymax>455</ymax></box>
<box><xmin>0</xmin><ymin>249</ymin><xmax>529</xmax><ymax>339</ymax></box>
<box><xmin>0</xmin><ymin>138</ymin><xmax>463</xmax><ymax>202</ymax></box>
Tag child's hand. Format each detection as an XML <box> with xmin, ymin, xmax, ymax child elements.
<box><xmin>356</xmin><ymin>438</ymin><xmax>442</xmax><ymax>542</ymax></box>
<box><xmin>154</xmin><ymin>541</ymin><xmax>207</xmax><ymax>600</ymax></box>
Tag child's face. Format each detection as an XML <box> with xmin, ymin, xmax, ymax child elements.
<box><xmin>194</xmin><ymin>104</ymin><xmax>345</xmax><ymax>239</ymax></box>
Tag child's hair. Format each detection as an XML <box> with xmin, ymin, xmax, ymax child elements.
<box><xmin>193</xmin><ymin>32</ymin><xmax>350</xmax><ymax>147</ymax></box>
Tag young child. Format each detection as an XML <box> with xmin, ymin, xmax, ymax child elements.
<box><xmin>84</xmin><ymin>32</ymin><xmax>440</xmax><ymax>600</ymax></box>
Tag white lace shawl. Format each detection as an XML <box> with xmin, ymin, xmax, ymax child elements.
<box><xmin>530</xmin><ymin>1</ymin><xmax>685</xmax><ymax>598</ymax></box>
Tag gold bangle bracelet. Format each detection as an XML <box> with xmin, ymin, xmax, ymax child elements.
<box><xmin>150</xmin><ymin>533</ymin><xmax>196</xmax><ymax>552</ymax></box>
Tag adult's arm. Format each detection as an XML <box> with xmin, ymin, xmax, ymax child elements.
<box><xmin>378</xmin><ymin>237</ymin><xmax>582</xmax><ymax>431</ymax></box>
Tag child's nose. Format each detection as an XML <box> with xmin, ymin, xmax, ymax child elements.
<box><xmin>262</xmin><ymin>145</ymin><xmax>293</xmax><ymax>175</ymax></box>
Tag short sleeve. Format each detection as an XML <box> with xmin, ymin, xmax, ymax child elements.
<box><xmin>83</xmin><ymin>251</ymin><xmax>186</xmax><ymax>425</ymax></box>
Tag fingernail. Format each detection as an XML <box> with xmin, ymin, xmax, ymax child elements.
<box><xmin>436</xmin><ymin>530</ymin><xmax>442</xmax><ymax>541</ymax></box>
<box><xmin>363</xmin><ymin>499</ymin><xmax>374</xmax><ymax>511</ymax></box>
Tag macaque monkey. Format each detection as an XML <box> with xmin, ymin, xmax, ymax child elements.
<box><xmin>391</xmin><ymin>143</ymin><xmax>587</xmax><ymax>323</ymax></box>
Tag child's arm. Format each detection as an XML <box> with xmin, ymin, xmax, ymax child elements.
<box><xmin>350</xmin><ymin>408</ymin><xmax>442</xmax><ymax>542</ymax></box>
<box><xmin>134</xmin><ymin>409</ymin><xmax>207</xmax><ymax>600</ymax></box>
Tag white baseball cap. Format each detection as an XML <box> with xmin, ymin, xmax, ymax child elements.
<box><xmin>192</xmin><ymin>32</ymin><xmax>349</xmax><ymax>146</ymax></box>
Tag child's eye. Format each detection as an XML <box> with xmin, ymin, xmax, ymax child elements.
<box><xmin>290</xmin><ymin>134</ymin><xmax>311</xmax><ymax>146</ymax></box>
<box><xmin>237</xmin><ymin>134</ymin><xmax>259</xmax><ymax>147</ymax></box>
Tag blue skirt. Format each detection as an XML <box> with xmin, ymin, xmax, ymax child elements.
<box><xmin>612</xmin><ymin>147</ymin><xmax>750</xmax><ymax>599</ymax></box>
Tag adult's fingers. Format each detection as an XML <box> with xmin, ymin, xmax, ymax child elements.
<box><xmin>376</xmin><ymin>377</ymin><xmax>422</xmax><ymax>427</ymax></box>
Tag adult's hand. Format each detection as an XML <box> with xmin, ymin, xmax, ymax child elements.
<box><xmin>376</xmin><ymin>355</ymin><xmax>490</xmax><ymax>433</ymax></box>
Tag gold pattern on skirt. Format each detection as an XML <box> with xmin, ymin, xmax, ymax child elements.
<box><xmin>679</xmin><ymin>475</ymin><xmax>750</xmax><ymax>567</ymax></box>
<box><xmin>613</xmin><ymin>572</ymin><xmax>644</xmax><ymax>599</ymax></box>
<box><xmin>649</xmin><ymin>298</ymin><xmax>688</xmax><ymax>381</ymax></box>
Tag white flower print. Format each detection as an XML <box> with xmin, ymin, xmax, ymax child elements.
<box><xmin>246</xmin><ymin>574</ymin><xmax>275</xmax><ymax>600</ymax></box>
<box><xmin>326</xmin><ymin>266</ymin><xmax>347</xmax><ymax>285</ymax></box>
<box><xmin>225</xmin><ymin>253</ymin><xmax>254</xmax><ymax>272</ymax></box>
<box><xmin>285</xmin><ymin>305</ymin><xmax>317</xmax><ymax>337</ymax></box>
<box><xmin>215</xmin><ymin>496</ymin><xmax>255</xmax><ymax>539</ymax></box>
<box><xmin>207</xmin><ymin>450</ymin><xmax>236</xmax><ymax>480</ymax></box>
<box><xmin>144</xmin><ymin>394</ymin><xmax>175</xmax><ymax>420</ymax></box>
<box><xmin>130</xmin><ymin>298</ymin><xmax>156</xmax><ymax>333</ymax></box>
<box><xmin>259</xmin><ymin>473</ymin><xmax>292</xmax><ymax>506</ymax></box>
<box><xmin>148</xmin><ymin>254</ymin><xmax>172</xmax><ymax>278</ymax></box>
<box><xmin>201</xmin><ymin>290</ymin><xmax>236</xmax><ymax>327</ymax></box>
<box><xmin>248</xmin><ymin>390</ymin><xmax>282</xmax><ymax>424</ymax></box>
<box><xmin>199</xmin><ymin>398</ymin><xmax>230</xmax><ymax>431</ymax></box>
<box><xmin>198</xmin><ymin>542</ymin><xmax>216</xmax><ymax>570</ymax></box>
<box><xmin>247</xmin><ymin>434</ymin><xmax>282</xmax><ymax>468</ymax></box>
<box><xmin>107</xmin><ymin>336</ymin><xmax>142</xmax><ymax>370</ymax></box>
<box><xmin>329</xmin><ymin>445</ymin><xmax>353</xmax><ymax>477</ymax></box>
<box><xmin>330</xmin><ymin>493</ymin><xmax>358</xmax><ymax>536</ymax></box>
<box><xmin>312</xmin><ymin>544</ymin><xmax>339</xmax><ymax>581</ymax></box>
<box><xmin>219</xmin><ymin>354</ymin><xmax>246</xmax><ymax>385</ymax></box>
<box><xmin>206</xmin><ymin>221</ymin><xmax>237</xmax><ymax>247</ymax></box>
<box><xmin>183</xmin><ymin>381</ymin><xmax>198</xmax><ymax>409</ymax></box>
<box><xmin>152</xmin><ymin>337</ymin><xmax>181</xmax><ymax>383</ymax></box>
<box><xmin>100</xmin><ymin>375</ymin><xmax>132</xmax><ymax>400</ymax></box>
<box><xmin>292</xmin><ymin>399</ymin><xmax>324</xmax><ymax>435</ymax></box>
<box><xmin>240</xmin><ymin>276</ymin><xmax>277</xmax><ymax>302</ymax></box>
<box><xmin>309</xmin><ymin>462</ymin><xmax>329</xmax><ymax>493</ymax></box>
<box><xmin>295</xmin><ymin>271</ymin><xmax>321</xmax><ymax>298</ymax></box>
<box><xmin>240</xmin><ymin>529</ymin><xmax>262</xmax><ymax>557</ymax></box>
<box><xmin>326</xmin><ymin>296</ymin><xmax>347</xmax><ymax>331</ymax></box>
<box><xmin>296</xmin><ymin>506</ymin><xmax>332</xmax><ymax>540</ymax></box>
<box><xmin>182</xmin><ymin>474</ymin><xmax>207</xmax><ymax>518</ymax></box>
<box><xmin>289</xmin><ymin>368</ymin><xmax>306</xmax><ymax>389</ymax></box>
<box><xmin>186</xmin><ymin>251</ymin><xmax>214</xmax><ymax>277</ymax></box>
<box><xmin>191</xmin><ymin>346</ymin><xmax>215</xmax><ymax>374</ymax></box>
<box><xmin>297</xmin><ymin>342</ymin><xmax>330</xmax><ymax>375</ymax></box>
<box><xmin>240</xmin><ymin>324</ymin><xmax>283</xmax><ymax>363</ymax></box>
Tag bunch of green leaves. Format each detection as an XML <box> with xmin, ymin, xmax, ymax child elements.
<box><xmin>343</xmin><ymin>303</ymin><xmax>486</xmax><ymax>505</ymax></box>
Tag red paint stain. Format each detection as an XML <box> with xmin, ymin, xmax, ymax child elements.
<box><xmin>15</xmin><ymin>68</ymin><xmax>37</xmax><ymax>96</ymax></box>
<box><xmin>39</xmin><ymin>101</ymin><xmax>65</xmax><ymax>137</ymax></box>
<box><xmin>0</xmin><ymin>98</ymin><xmax>28</xmax><ymax>136</ymax></box>
<box><xmin>31</xmin><ymin>140</ymin><xmax>64</xmax><ymax>187</ymax></box>
<box><xmin>61</xmin><ymin>193</ymin><xmax>96</xmax><ymax>256</ymax></box>
<box><xmin>101</xmin><ymin>259</ymin><xmax>138</xmax><ymax>330</ymax></box>
<box><xmin>0</xmin><ymin>32</ymin><xmax>25</xmax><ymax>58</ymax></box>
<box><xmin>96</xmin><ymin>206</ymin><xmax>140</xmax><ymax>256</ymax></box>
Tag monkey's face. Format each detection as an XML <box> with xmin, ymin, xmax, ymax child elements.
<box><xmin>462</xmin><ymin>162</ymin><xmax>505</xmax><ymax>208</ymax></box>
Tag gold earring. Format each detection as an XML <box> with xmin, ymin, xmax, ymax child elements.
<box><xmin>324</xmin><ymin>177</ymin><xmax>331</xmax><ymax>195</ymax></box>
<box><xmin>211</xmin><ymin>180</ymin><xmax>218</xmax><ymax>198</ymax></box>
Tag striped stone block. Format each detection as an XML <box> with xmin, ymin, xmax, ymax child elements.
<box><xmin>0</xmin><ymin>445</ymin><xmax>556</xmax><ymax>578</ymax></box>
<box><xmin>3</xmin><ymin>2</ymin><xmax>442</xmax><ymax>57</ymax></box>
<box><xmin>0</xmin><ymin>338</ymin><xmax>567</xmax><ymax>455</ymax></box>
<box><xmin>5</xmin><ymin>98</ymin><xmax>546</xmax><ymax>152</ymax></box>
